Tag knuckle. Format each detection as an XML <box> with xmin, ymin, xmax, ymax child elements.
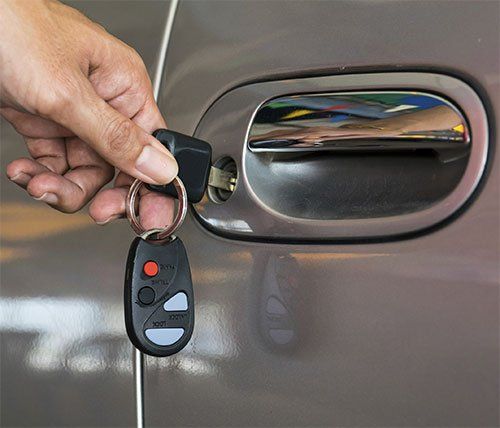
<box><xmin>35</xmin><ymin>79</ymin><xmax>74</xmax><ymax>118</ymax></box>
<box><xmin>60</xmin><ymin>205</ymin><xmax>80</xmax><ymax>214</ymax></box>
<box><xmin>62</xmin><ymin>193</ymin><xmax>90</xmax><ymax>215</ymax></box>
<box><xmin>60</xmin><ymin>198</ymin><xmax>83</xmax><ymax>215</ymax></box>
<box><xmin>127</xmin><ymin>47</ymin><xmax>143</xmax><ymax>65</ymax></box>
<box><xmin>126</xmin><ymin>49</ymin><xmax>148</xmax><ymax>76</ymax></box>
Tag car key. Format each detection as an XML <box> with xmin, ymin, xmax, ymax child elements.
<box><xmin>124</xmin><ymin>235</ymin><xmax>194</xmax><ymax>357</ymax></box>
<box><xmin>123</xmin><ymin>128</ymin><xmax>235</xmax><ymax>357</ymax></box>
<box><xmin>124</xmin><ymin>176</ymin><xmax>193</xmax><ymax>357</ymax></box>
<box><xmin>147</xmin><ymin>128</ymin><xmax>236</xmax><ymax>203</ymax></box>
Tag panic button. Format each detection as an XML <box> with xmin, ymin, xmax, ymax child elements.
<box><xmin>143</xmin><ymin>260</ymin><xmax>159</xmax><ymax>277</ymax></box>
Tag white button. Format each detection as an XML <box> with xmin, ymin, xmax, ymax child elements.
<box><xmin>266</xmin><ymin>296</ymin><xmax>287</xmax><ymax>315</ymax></box>
<box><xmin>269</xmin><ymin>329</ymin><xmax>294</xmax><ymax>345</ymax></box>
<box><xmin>163</xmin><ymin>292</ymin><xmax>188</xmax><ymax>311</ymax></box>
<box><xmin>145</xmin><ymin>328</ymin><xmax>184</xmax><ymax>346</ymax></box>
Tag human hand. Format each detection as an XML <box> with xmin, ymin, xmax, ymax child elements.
<box><xmin>0</xmin><ymin>0</ymin><xmax>176</xmax><ymax>228</ymax></box>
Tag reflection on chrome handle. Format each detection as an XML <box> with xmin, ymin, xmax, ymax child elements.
<box><xmin>247</xmin><ymin>92</ymin><xmax>470</xmax><ymax>160</ymax></box>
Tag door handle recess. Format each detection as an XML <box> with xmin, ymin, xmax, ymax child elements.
<box><xmin>193</xmin><ymin>73</ymin><xmax>487</xmax><ymax>241</ymax></box>
<box><xmin>248</xmin><ymin>92</ymin><xmax>469</xmax><ymax>162</ymax></box>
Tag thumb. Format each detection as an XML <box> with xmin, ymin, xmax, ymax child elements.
<box><xmin>41</xmin><ymin>78</ymin><xmax>177</xmax><ymax>185</ymax></box>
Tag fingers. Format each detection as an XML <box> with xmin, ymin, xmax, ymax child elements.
<box><xmin>6</xmin><ymin>158</ymin><xmax>69</xmax><ymax>206</ymax></box>
<box><xmin>89</xmin><ymin>187</ymin><xmax>174</xmax><ymax>229</ymax></box>
<box><xmin>39</xmin><ymin>74</ymin><xmax>177</xmax><ymax>186</ymax></box>
<box><xmin>89</xmin><ymin>172</ymin><xmax>174</xmax><ymax>228</ymax></box>
<box><xmin>117</xmin><ymin>94</ymin><xmax>166</xmax><ymax>134</ymax></box>
<box><xmin>26</xmin><ymin>166</ymin><xmax>112</xmax><ymax>213</ymax></box>
<box><xmin>88</xmin><ymin>45</ymin><xmax>166</xmax><ymax>134</ymax></box>
<box><xmin>2</xmin><ymin>30</ymin><xmax>175</xmax><ymax>219</ymax></box>
<box><xmin>25</xmin><ymin>137</ymin><xmax>69</xmax><ymax>174</ymax></box>
<box><xmin>89</xmin><ymin>187</ymin><xmax>129</xmax><ymax>225</ymax></box>
<box><xmin>0</xmin><ymin>108</ymin><xmax>73</xmax><ymax>138</ymax></box>
<box><xmin>138</xmin><ymin>191</ymin><xmax>175</xmax><ymax>230</ymax></box>
<box><xmin>6</xmin><ymin>157</ymin><xmax>49</xmax><ymax>188</ymax></box>
<box><xmin>6</xmin><ymin>137</ymin><xmax>115</xmax><ymax>213</ymax></box>
<box><xmin>57</xmin><ymin>138</ymin><xmax>115</xmax><ymax>212</ymax></box>
<box><xmin>27</xmin><ymin>170</ymin><xmax>90</xmax><ymax>209</ymax></box>
<box><xmin>6</xmin><ymin>142</ymin><xmax>68</xmax><ymax>188</ymax></box>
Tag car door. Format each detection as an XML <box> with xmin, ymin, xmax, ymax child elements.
<box><xmin>1</xmin><ymin>1</ymin><xmax>498</xmax><ymax>427</ymax></box>
<box><xmin>144</xmin><ymin>1</ymin><xmax>499</xmax><ymax>426</ymax></box>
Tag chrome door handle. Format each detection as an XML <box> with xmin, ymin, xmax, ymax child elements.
<box><xmin>248</xmin><ymin>92</ymin><xmax>469</xmax><ymax>161</ymax></box>
<box><xmin>193</xmin><ymin>73</ymin><xmax>487</xmax><ymax>241</ymax></box>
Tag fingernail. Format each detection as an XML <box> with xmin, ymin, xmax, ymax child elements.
<box><xmin>33</xmin><ymin>192</ymin><xmax>58</xmax><ymax>205</ymax></box>
<box><xmin>135</xmin><ymin>145</ymin><xmax>178</xmax><ymax>185</ymax></box>
<box><xmin>95</xmin><ymin>214</ymin><xmax>120</xmax><ymax>226</ymax></box>
<box><xmin>9</xmin><ymin>172</ymin><xmax>31</xmax><ymax>186</ymax></box>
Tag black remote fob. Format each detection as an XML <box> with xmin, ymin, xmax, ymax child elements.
<box><xmin>124</xmin><ymin>236</ymin><xmax>194</xmax><ymax>357</ymax></box>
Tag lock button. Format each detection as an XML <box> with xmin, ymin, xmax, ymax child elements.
<box><xmin>143</xmin><ymin>260</ymin><xmax>159</xmax><ymax>277</ymax></box>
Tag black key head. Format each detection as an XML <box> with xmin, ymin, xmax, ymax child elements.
<box><xmin>148</xmin><ymin>129</ymin><xmax>212</xmax><ymax>203</ymax></box>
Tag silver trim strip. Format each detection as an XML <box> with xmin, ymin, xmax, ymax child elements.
<box><xmin>134</xmin><ymin>349</ymin><xmax>144</xmax><ymax>428</ymax></box>
<box><xmin>153</xmin><ymin>0</ymin><xmax>179</xmax><ymax>98</ymax></box>
<box><xmin>136</xmin><ymin>1</ymin><xmax>180</xmax><ymax>428</ymax></box>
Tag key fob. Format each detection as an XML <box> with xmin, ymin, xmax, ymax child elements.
<box><xmin>148</xmin><ymin>129</ymin><xmax>212</xmax><ymax>203</ymax></box>
<box><xmin>124</xmin><ymin>236</ymin><xmax>194</xmax><ymax>357</ymax></box>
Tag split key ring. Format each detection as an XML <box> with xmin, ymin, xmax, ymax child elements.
<box><xmin>125</xmin><ymin>176</ymin><xmax>188</xmax><ymax>241</ymax></box>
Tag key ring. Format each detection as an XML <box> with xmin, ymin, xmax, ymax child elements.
<box><xmin>126</xmin><ymin>176</ymin><xmax>188</xmax><ymax>242</ymax></box>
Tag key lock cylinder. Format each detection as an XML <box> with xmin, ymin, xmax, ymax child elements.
<box><xmin>124</xmin><ymin>129</ymin><xmax>236</xmax><ymax>357</ymax></box>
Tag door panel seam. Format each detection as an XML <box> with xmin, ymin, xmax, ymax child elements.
<box><xmin>136</xmin><ymin>1</ymin><xmax>179</xmax><ymax>428</ymax></box>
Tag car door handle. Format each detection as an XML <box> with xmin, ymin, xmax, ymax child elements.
<box><xmin>248</xmin><ymin>92</ymin><xmax>469</xmax><ymax>162</ymax></box>
<box><xmin>193</xmin><ymin>73</ymin><xmax>488</xmax><ymax>241</ymax></box>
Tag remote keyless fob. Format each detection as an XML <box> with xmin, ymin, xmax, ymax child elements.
<box><xmin>124</xmin><ymin>236</ymin><xmax>194</xmax><ymax>357</ymax></box>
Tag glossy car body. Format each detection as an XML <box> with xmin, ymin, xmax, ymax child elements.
<box><xmin>1</xmin><ymin>1</ymin><xmax>498</xmax><ymax>426</ymax></box>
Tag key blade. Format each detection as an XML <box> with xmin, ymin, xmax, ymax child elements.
<box><xmin>208</xmin><ymin>166</ymin><xmax>236</xmax><ymax>192</ymax></box>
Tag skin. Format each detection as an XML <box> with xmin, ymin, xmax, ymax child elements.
<box><xmin>0</xmin><ymin>0</ymin><xmax>175</xmax><ymax>228</ymax></box>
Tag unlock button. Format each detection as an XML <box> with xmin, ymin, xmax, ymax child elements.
<box><xmin>163</xmin><ymin>292</ymin><xmax>188</xmax><ymax>311</ymax></box>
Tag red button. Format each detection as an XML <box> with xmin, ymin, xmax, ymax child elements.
<box><xmin>143</xmin><ymin>260</ymin><xmax>159</xmax><ymax>277</ymax></box>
